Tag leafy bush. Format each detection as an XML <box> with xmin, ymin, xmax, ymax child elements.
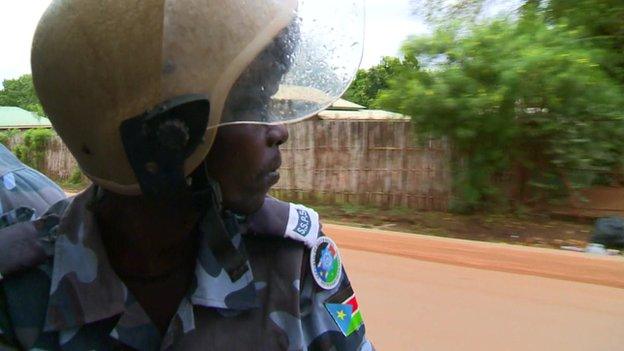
<box><xmin>68</xmin><ymin>167</ymin><xmax>85</xmax><ymax>185</ymax></box>
<box><xmin>0</xmin><ymin>129</ymin><xmax>20</xmax><ymax>148</ymax></box>
<box><xmin>0</xmin><ymin>132</ymin><xmax>10</xmax><ymax>148</ymax></box>
<box><xmin>377</xmin><ymin>16</ymin><xmax>624</xmax><ymax>212</ymax></box>
<box><xmin>343</xmin><ymin>56</ymin><xmax>419</xmax><ymax>108</ymax></box>
<box><xmin>15</xmin><ymin>128</ymin><xmax>55</xmax><ymax>168</ymax></box>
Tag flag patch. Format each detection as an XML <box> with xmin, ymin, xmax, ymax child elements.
<box><xmin>324</xmin><ymin>285</ymin><xmax>364</xmax><ymax>336</ymax></box>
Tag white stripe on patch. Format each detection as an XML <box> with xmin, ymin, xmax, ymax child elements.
<box><xmin>284</xmin><ymin>204</ymin><xmax>320</xmax><ymax>248</ymax></box>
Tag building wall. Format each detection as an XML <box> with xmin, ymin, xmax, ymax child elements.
<box><xmin>5</xmin><ymin>121</ymin><xmax>453</xmax><ymax>210</ymax></box>
<box><xmin>43</xmin><ymin>136</ymin><xmax>80</xmax><ymax>180</ymax></box>
<box><xmin>4</xmin><ymin>134</ymin><xmax>79</xmax><ymax>181</ymax></box>
<box><xmin>271</xmin><ymin>120</ymin><xmax>452</xmax><ymax>210</ymax></box>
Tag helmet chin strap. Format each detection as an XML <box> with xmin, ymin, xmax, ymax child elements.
<box><xmin>190</xmin><ymin>170</ymin><xmax>250</xmax><ymax>282</ymax></box>
<box><xmin>120</xmin><ymin>97</ymin><xmax>249</xmax><ymax>282</ymax></box>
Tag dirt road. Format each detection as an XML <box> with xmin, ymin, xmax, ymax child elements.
<box><xmin>323</xmin><ymin>224</ymin><xmax>624</xmax><ymax>351</ymax></box>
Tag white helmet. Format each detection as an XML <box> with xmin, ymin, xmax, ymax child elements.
<box><xmin>32</xmin><ymin>0</ymin><xmax>364</xmax><ymax>195</ymax></box>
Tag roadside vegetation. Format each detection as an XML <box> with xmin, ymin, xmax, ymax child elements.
<box><xmin>1</xmin><ymin>0</ymin><xmax>622</xmax><ymax>249</ymax></box>
<box><xmin>298</xmin><ymin>200</ymin><xmax>592</xmax><ymax>250</ymax></box>
<box><xmin>0</xmin><ymin>128</ymin><xmax>89</xmax><ymax>190</ymax></box>
<box><xmin>0</xmin><ymin>128</ymin><xmax>54</xmax><ymax>169</ymax></box>
<box><xmin>346</xmin><ymin>0</ymin><xmax>624</xmax><ymax>213</ymax></box>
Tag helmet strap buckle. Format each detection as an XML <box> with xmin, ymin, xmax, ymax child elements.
<box><xmin>120</xmin><ymin>94</ymin><xmax>210</xmax><ymax>199</ymax></box>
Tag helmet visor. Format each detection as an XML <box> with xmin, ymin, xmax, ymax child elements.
<box><xmin>219</xmin><ymin>0</ymin><xmax>364</xmax><ymax>127</ymax></box>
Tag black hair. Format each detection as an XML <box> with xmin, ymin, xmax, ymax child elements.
<box><xmin>221</xmin><ymin>20</ymin><xmax>301</xmax><ymax>124</ymax></box>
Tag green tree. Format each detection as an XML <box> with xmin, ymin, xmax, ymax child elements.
<box><xmin>415</xmin><ymin>0</ymin><xmax>624</xmax><ymax>83</ymax></box>
<box><xmin>377</xmin><ymin>17</ymin><xmax>624</xmax><ymax>212</ymax></box>
<box><xmin>0</xmin><ymin>74</ymin><xmax>44</xmax><ymax>116</ymax></box>
<box><xmin>411</xmin><ymin>0</ymin><xmax>525</xmax><ymax>28</ymax></box>
<box><xmin>343</xmin><ymin>56</ymin><xmax>419</xmax><ymax>108</ymax></box>
<box><xmin>411</xmin><ymin>1</ymin><xmax>624</xmax><ymax>97</ymax></box>
<box><xmin>539</xmin><ymin>0</ymin><xmax>624</xmax><ymax>83</ymax></box>
<box><xmin>411</xmin><ymin>0</ymin><xmax>487</xmax><ymax>27</ymax></box>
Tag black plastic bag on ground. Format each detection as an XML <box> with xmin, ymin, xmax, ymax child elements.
<box><xmin>591</xmin><ymin>217</ymin><xmax>624</xmax><ymax>249</ymax></box>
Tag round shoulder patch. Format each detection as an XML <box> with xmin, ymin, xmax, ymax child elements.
<box><xmin>310</xmin><ymin>236</ymin><xmax>342</xmax><ymax>290</ymax></box>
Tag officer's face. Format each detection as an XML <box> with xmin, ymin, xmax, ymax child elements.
<box><xmin>205</xmin><ymin>123</ymin><xmax>289</xmax><ymax>214</ymax></box>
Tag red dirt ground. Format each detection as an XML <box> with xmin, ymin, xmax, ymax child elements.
<box><xmin>329</xmin><ymin>224</ymin><xmax>624</xmax><ymax>351</ymax></box>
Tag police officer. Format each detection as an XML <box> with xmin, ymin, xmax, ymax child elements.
<box><xmin>0</xmin><ymin>0</ymin><xmax>371</xmax><ymax>350</ymax></box>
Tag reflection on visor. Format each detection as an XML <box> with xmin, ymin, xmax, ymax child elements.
<box><xmin>220</xmin><ymin>0</ymin><xmax>364</xmax><ymax>126</ymax></box>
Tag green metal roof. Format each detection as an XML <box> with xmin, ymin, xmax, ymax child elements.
<box><xmin>0</xmin><ymin>106</ymin><xmax>52</xmax><ymax>129</ymax></box>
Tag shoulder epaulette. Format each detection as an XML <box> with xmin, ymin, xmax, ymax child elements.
<box><xmin>247</xmin><ymin>197</ymin><xmax>321</xmax><ymax>248</ymax></box>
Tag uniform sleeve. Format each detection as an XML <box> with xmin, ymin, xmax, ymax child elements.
<box><xmin>299</xmin><ymin>240</ymin><xmax>375</xmax><ymax>351</ymax></box>
<box><xmin>0</xmin><ymin>167</ymin><xmax>66</xmax><ymax>219</ymax></box>
<box><xmin>247</xmin><ymin>197</ymin><xmax>321</xmax><ymax>249</ymax></box>
<box><xmin>0</xmin><ymin>207</ymin><xmax>36</xmax><ymax>230</ymax></box>
<box><xmin>0</xmin><ymin>200</ymin><xmax>67</xmax><ymax>349</ymax></box>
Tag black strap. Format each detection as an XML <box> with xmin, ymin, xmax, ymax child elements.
<box><xmin>192</xmin><ymin>179</ymin><xmax>249</xmax><ymax>282</ymax></box>
<box><xmin>201</xmin><ymin>207</ymin><xmax>249</xmax><ymax>282</ymax></box>
<box><xmin>119</xmin><ymin>94</ymin><xmax>210</xmax><ymax>199</ymax></box>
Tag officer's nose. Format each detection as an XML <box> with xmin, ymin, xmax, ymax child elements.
<box><xmin>267</xmin><ymin>124</ymin><xmax>289</xmax><ymax>147</ymax></box>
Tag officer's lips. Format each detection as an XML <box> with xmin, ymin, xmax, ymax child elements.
<box><xmin>263</xmin><ymin>158</ymin><xmax>282</xmax><ymax>187</ymax></box>
<box><xmin>266</xmin><ymin>170</ymin><xmax>280</xmax><ymax>185</ymax></box>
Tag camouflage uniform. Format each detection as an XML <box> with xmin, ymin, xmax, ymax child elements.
<box><xmin>0</xmin><ymin>143</ymin><xmax>66</xmax><ymax>226</ymax></box>
<box><xmin>0</xmin><ymin>187</ymin><xmax>373</xmax><ymax>350</ymax></box>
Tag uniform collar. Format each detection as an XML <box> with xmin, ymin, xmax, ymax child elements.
<box><xmin>43</xmin><ymin>185</ymin><xmax>259</xmax><ymax>348</ymax></box>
